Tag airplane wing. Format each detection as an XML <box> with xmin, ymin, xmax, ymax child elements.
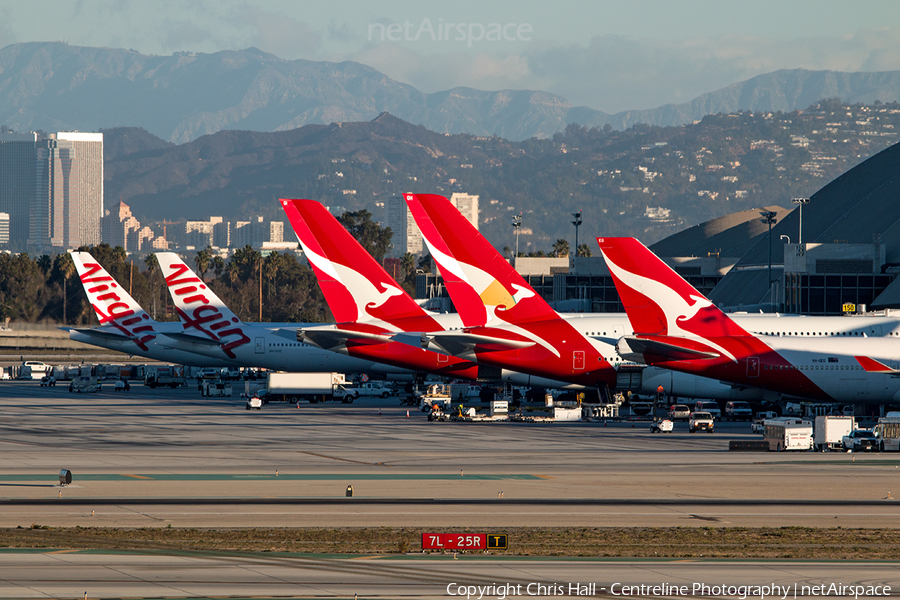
<box><xmin>160</xmin><ymin>332</ymin><xmax>226</xmax><ymax>348</ymax></box>
<box><xmin>617</xmin><ymin>335</ymin><xmax>721</xmax><ymax>363</ymax></box>
<box><xmin>71</xmin><ymin>327</ymin><xmax>132</xmax><ymax>342</ymax></box>
<box><xmin>423</xmin><ymin>332</ymin><xmax>535</xmax><ymax>360</ymax></box>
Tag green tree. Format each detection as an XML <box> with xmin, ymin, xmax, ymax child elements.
<box><xmin>51</xmin><ymin>253</ymin><xmax>76</xmax><ymax>324</ymax></box>
<box><xmin>194</xmin><ymin>246</ymin><xmax>212</xmax><ymax>281</ymax></box>
<box><xmin>338</xmin><ymin>209</ymin><xmax>393</xmax><ymax>263</ymax></box>
<box><xmin>552</xmin><ymin>239</ymin><xmax>570</xmax><ymax>258</ymax></box>
<box><xmin>576</xmin><ymin>243</ymin><xmax>592</xmax><ymax>257</ymax></box>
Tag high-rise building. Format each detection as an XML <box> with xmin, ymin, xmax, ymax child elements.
<box><xmin>384</xmin><ymin>195</ymin><xmax>423</xmax><ymax>257</ymax></box>
<box><xmin>101</xmin><ymin>201</ymin><xmax>140</xmax><ymax>250</ymax></box>
<box><xmin>0</xmin><ymin>132</ymin><xmax>37</xmax><ymax>248</ymax></box>
<box><xmin>29</xmin><ymin>132</ymin><xmax>103</xmax><ymax>250</ymax></box>
<box><xmin>450</xmin><ymin>193</ymin><xmax>479</xmax><ymax>230</ymax></box>
<box><xmin>0</xmin><ymin>212</ymin><xmax>9</xmax><ymax>246</ymax></box>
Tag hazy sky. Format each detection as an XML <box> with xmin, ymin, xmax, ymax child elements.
<box><xmin>4</xmin><ymin>0</ymin><xmax>900</xmax><ymax>112</ymax></box>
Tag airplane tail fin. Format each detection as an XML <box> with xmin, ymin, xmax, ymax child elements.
<box><xmin>281</xmin><ymin>199</ymin><xmax>435</xmax><ymax>328</ymax></box>
<box><xmin>595</xmin><ymin>237</ymin><xmax>749</xmax><ymax>340</ymax></box>
<box><xmin>405</xmin><ymin>193</ymin><xmax>559</xmax><ymax>327</ymax></box>
<box><xmin>69</xmin><ymin>251</ymin><xmax>157</xmax><ymax>349</ymax></box>
<box><xmin>155</xmin><ymin>252</ymin><xmax>251</xmax><ymax>358</ymax></box>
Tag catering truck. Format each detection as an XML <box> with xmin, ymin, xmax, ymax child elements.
<box><xmin>265</xmin><ymin>372</ymin><xmax>348</xmax><ymax>403</ymax></box>
<box><xmin>814</xmin><ymin>416</ymin><xmax>855</xmax><ymax>451</ymax></box>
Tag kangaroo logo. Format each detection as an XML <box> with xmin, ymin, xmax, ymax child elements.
<box><xmin>79</xmin><ymin>261</ymin><xmax>155</xmax><ymax>351</ymax></box>
<box><xmin>603</xmin><ymin>254</ymin><xmax>737</xmax><ymax>363</ymax></box>
<box><xmin>164</xmin><ymin>262</ymin><xmax>250</xmax><ymax>359</ymax></box>
<box><xmin>303</xmin><ymin>244</ymin><xmax>404</xmax><ymax>322</ymax></box>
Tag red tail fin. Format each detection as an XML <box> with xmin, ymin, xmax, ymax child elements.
<box><xmin>596</xmin><ymin>237</ymin><xmax>750</xmax><ymax>340</ymax></box>
<box><xmin>404</xmin><ymin>193</ymin><xmax>488</xmax><ymax>326</ymax></box>
<box><xmin>281</xmin><ymin>199</ymin><xmax>437</xmax><ymax>330</ymax></box>
<box><xmin>408</xmin><ymin>193</ymin><xmax>559</xmax><ymax>326</ymax></box>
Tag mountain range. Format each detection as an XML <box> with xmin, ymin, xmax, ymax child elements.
<box><xmin>5</xmin><ymin>42</ymin><xmax>900</xmax><ymax>142</ymax></box>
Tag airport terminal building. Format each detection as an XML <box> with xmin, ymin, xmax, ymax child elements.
<box><xmin>417</xmin><ymin>141</ymin><xmax>900</xmax><ymax>317</ymax></box>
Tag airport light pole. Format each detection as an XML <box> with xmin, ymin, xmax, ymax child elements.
<box><xmin>571</xmin><ymin>211</ymin><xmax>582</xmax><ymax>275</ymax></box>
<box><xmin>792</xmin><ymin>197</ymin><xmax>809</xmax><ymax>245</ymax></box>
<box><xmin>511</xmin><ymin>212</ymin><xmax>522</xmax><ymax>268</ymax></box>
<box><xmin>760</xmin><ymin>210</ymin><xmax>778</xmax><ymax>304</ymax></box>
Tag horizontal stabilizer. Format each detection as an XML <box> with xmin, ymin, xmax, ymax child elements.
<box><xmin>298</xmin><ymin>327</ymin><xmax>394</xmax><ymax>351</ymax></box>
<box><xmin>617</xmin><ymin>335</ymin><xmax>721</xmax><ymax>362</ymax></box>
<box><xmin>424</xmin><ymin>332</ymin><xmax>534</xmax><ymax>359</ymax></box>
<box><xmin>855</xmin><ymin>356</ymin><xmax>900</xmax><ymax>374</ymax></box>
<box><xmin>71</xmin><ymin>327</ymin><xmax>130</xmax><ymax>342</ymax></box>
<box><xmin>160</xmin><ymin>332</ymin><xmax>224</xmax><ymax>348</ymax></box>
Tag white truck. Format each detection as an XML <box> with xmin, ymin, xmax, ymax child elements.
<box><xmin>201</xmin><ymin>380</ymin><xmax>233</xmax><ymax>397</ymax></box>
<box><xmin>337</xmin><ymin>381</ymin><xmax>398</xmax><ymax>400</ymax></box>
<box><xmin>19</xmin><ymin>361</ymin><xmax>51</xmax><ymax>380</ymax></box>
<box><xmin>266</xmin><ymin>372</ymin><xmax>348</xmax><ymax>403</ymax></box>
<box><xmin>144</xmin><ymin>365</ymin><xmax>187</xmax><ymax>388</ymax></box>
<box><xmin>814</xmin><ymin>415</ymin><xmax>855</xmax><ymax>451</ymax></box>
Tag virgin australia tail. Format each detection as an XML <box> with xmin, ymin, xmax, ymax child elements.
<box><xmin>155</xmin><ymin>252</ymin><xmax>252</xmax><ymax>358</ymax></box>
<box><xmin>69</xmin><ymin>251</ymin><xmax>157</xmax><ymax>351</ymax></box>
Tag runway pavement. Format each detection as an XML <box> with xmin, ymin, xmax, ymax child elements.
<box><xmin>1</xmin><ymin>550</ymin><xmax>898</xmax><ymax>599</ymax></box>
<box><xmin>1</xmin><ymin>381</ymin><xmax>898</xmax><ymax>528</ymax></box>
<box><xmin>2</xmin><ymin>380</ymin><xmax>900</xmax><ymax>599</ymax></box>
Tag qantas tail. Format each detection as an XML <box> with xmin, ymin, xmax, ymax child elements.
<box><xmin>595</xmin><ymin>237</ymin><xmax>750</xmax><ymax>341</ymax></box>
<box><xmin>155</xmin><ymin>252</ymin><xmax>251</xmax><ymax>358</ymax></box>
<box><xmin>405</xmin><ymin>193</ymin><xmax>559</xmax><ymax>327</ymax></box>
<box><xmin>69</xmin><ymin>251</ymin><xmax>157</xmax><ymax>350</ymax></box>
<box><xmin>281</xmin><ymin>198</ymin><xmax>437</xmax><ymax>330</ymax></box>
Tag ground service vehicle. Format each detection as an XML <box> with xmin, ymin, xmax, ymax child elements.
<box><xmin>693</xmin><ymin>400</ymin><xmax>721</xmax><ymax>420</ymax></box>
<box><xmin>20</xmin><ymin>361</ymin><xmax>50</xmax><ymax>380</ymax></box>
<box><xmin>68</xmin><ymin>376</ymin><xmax>101</xmax><ymax>393</ymax></box>
<box><xmin>651</xmin><ymin>419</ymin><xmax>674</xmax><ymax>433</ymax></box>
<box><xmin>765</xmin><ymin>419</ymin><xmax>813</xmax><ymax>451</ymax></box>
<box><xmin>689</xmin><ymin>412</ymin><xmax>714</xmax><ymax>433</ymax></box>
<box><xmin>266</xmin><ymin>372</ymin><xmax>348</xmax><ymax>403</ymax></box>
<box><xmin>201</xmin><ymin>380</ymin><xmax>233</xmax><ymax>397</ymax></box>
<box><xmin>667</xmin><ymin>404</ymin><xmax>690</xmax><ymax>420</ymax></box>
<box><xmin>814</xmin><ymin>416</ymin><xmax>855</xmax><ymax>451</ymax></box>
<box><xmin>246</xmin><ymin>396</ymin><xmax>263</xmax><ymax>410</ymax></box>
<box><xmin>39</xmin><ymin>375</ymin><xmax>56</xmax><ymax>387</ymax></box>
<box><xmin>144</xmin><ymin>366</ymin><xmax>187</xmax><ymax>388</ymax></box>
<box><xmin>842</xmin><ymin>429</ymin><xmax>881</xmax><ymax>452</ymax></box>
<box><xmin>875</xmin><ymin>412</ymin><xmax>900</xmax><ymax>451</ymax></box>
<box><xmin>345</xmin><ymin>382</ymin><xmax>398</xmax><ymax>399</ymax></box>
<box><xmin>725</xmin><ymin>401</ymin><xmax>753</xmax><ymax>421</ymax></box>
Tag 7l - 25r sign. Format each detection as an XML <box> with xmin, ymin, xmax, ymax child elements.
<box><xmin>422</xmin><ymin>533</ymin><xmax>508</xmax><ymax>550</ymax></box>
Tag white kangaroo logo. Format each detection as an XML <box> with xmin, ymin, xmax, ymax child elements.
<box><xmin>604</xmin><ymin>255</ymin><xmax>737</xmax><ymax>363</ymax></box>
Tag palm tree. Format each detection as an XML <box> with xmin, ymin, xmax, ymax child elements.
<box><xmin>264</xmin><ymin>252</ymin><xmax>282</xmax><ymax>299</ymax></box>
<box><xmin>552</xmin><ymin>239</ymin><xmax>570</xmax><ymax>258</ymax></box>
<box><xmin>144</xmin><ymin>254</ymin><xmax>161</xmax><ymax>319</ymax></box>
<box><xmin>194</xmin><ymin>247</ymin><xmax>212</xmax><ymax>281</ymax></box>
<box><xmin>401</xmin><ymin>252</ymin><xmax>415</xmax><ymax>285</ymax></box>
<box><xmin>54</xmin><ymin>254</ymin><xmax>76</xmax><ymax>324</ymax></box>
<box><xmin>212</xmin><ymin>255</ymin><xmax>225</xmax><ymax>279</ymax></box>
<box><xmin>576</xmin><ymin>243</ymin><xmax>592</xmax><ymax>257</ymax></box>
<box><xmin>111</xmin><ymin>246</ymin><xmax>127</xmax><ymax>264</ymax></box>
<box><xmin>37</xmin><ymin>254</ymin><xmax>52</xmax><ymax>275</ymax></box>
